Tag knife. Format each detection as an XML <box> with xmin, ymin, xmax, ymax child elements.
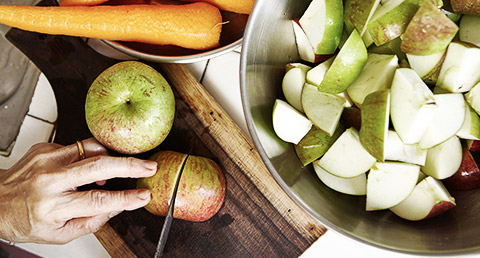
<box><xmin>153</xmin><ymin>153</ymin><xmax>190</xmax><ymax>258</ymax></box>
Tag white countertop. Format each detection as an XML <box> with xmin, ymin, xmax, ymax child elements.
<box><xmin>5</xmin><ymin>41</ymin><xmax>480</xmax><ymax>258</ymax></box>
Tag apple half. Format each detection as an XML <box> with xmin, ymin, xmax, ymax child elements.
<box><xmin>313</xmin><ymin>160</ymin><xmax>367</xmax><ymax>195</ymax></box>
<box><xmin>421</xmin><ymin>136</ymin><xmax>463</xmax><ymax>180</ymax></box>
<box><xmin>366</xmin><ymin>162</ymin><xmax>420</xmax><ymax>211</ymax></box>
<box><xmin>390</xmin><ymin>68</ymin><xmax>437</xmax><ymax>144</ymax></box>
<box><xmin>390</xmin><ymin>176</ymin><xmax>456</xmax><ymax>221</ymax></box>
<box><xmin>317</xmin><ymin>127</ymin><xmax>376</xmax><ymax>178</ymax></box>
<box><xmin>272</xmin><ymin>99</ymin><xmax>313</xmax><ymax>144</ymax></box>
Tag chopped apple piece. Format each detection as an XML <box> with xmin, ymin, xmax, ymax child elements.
<box><xmin>285</xmin><ymin>62</ymin><xmax>311</xmax><ymax>73</ymax></box>
<box><xmin>443</xmin><ymin>146</ymin><xmax>480</xmax><ymax>190</ymax></box>
<box><xmin>422</xmin><ymin>136</ymin><xmax>463</xmax><ymax>180</ymax></box>
<box><xmin>272</xmin><ymin>99</ymin><xmax>312</xmax><ymax>144</ymax></box>
<box><xmin>294</xmin><ymin>124</ymin><xmax>344</xmax><ymax>166</ymax></box>
<box><xmin>347</xmin><ymin>53</ymin><xmax>398</xmax><ymax>106</ymax></box>
<box><xmin>390</xmin><ymin>176</ymin><xmax>456</xmax><ymax>221</ymax></box>
<box><xmin>465</xmin><ymin>82</ymin><xmax>480</xmax><ymax>115</ymax></box>
<box><xmin>418</xmin><ymin>93</ymin><xmax>466</xmax><ymax>149</ymax></box>
<box><xmin>317</xmin><ymin>128</ymin><xmax>376</xmax><ymax>178</ymax></box>
<box><xmin>390</xmin><ymin>68</ymin><xmax>437</xmax><ymax>144</ymax></box>
<box><xmin>302</xmin><ymin>84</ymin><xmax>345</xmax><ymax>136</ymax></box>
<box><xmin>436</xmin><ymin>42</ymin><xmax>480</xmax><ymax>93</ymax></box>
<box><xmin>306</xmin><ymin>56</ymin><xmax>334</xmax><ymax>86</ymax></box>
<box><xmin>459</xmin><ymin>15</ymin><xmax>480</xmax><ymax>47</ymax></box>
<box><xmin>344</xmin><ymin>0</ymin><xmax>381</xmax><ymax>37</ymax></box>
<box><xmin>406</xmin><ymin>50</ymin><xmax>446</xmax><ymax>80</ymax></box>
<box><xmin>282</xmin><ymin>67</ymin><xmax>306</xmax><ymax>113</ymax></box>
<box><xmin>313</xmin><ymin>160</ymin><xmax>367</xmax><ymax>195</ymax></box>
<box><xmin>384</xmin><ymin>130</ymin><xmax>427</xmax><ymax>166</ymax></box>
<box><xmin>292</xmin><ymin>20</ymin><xmax>320</xmax><ymax>63</ymax></box>
<box><xmin>359</xmin><ymin>90</ymin><xmax>390</xmax><ymax>161</ymax></box>
<box><xmin>366</xmin><ymin>162</ymin><xmax>420</xmax><ymax>211</ymax></box>
<box><xmin>457</xmin><ymin>104</ymin><xmax>480</xmax><ymax>140</ymax></box>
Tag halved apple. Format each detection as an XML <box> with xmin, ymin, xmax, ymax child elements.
<box><xmin>298</xmin><ymin>0</ymin><xmax>344</xmax><ymax>55</ymax></box>
<box><xmin>390</xmin><ymin>176</ymin><xmax>456</xmax><ymax>221</ymax></box>
<box><xmin>347</xmin><ymin>53</ymin><xmax>398</xmax><ymax>106</ymax></box>
<box><xmin>436</xmin><ymin>42</ymin><xmax>480</xmax><ymax>93</ymax></box>
<box><xmin>282</xmin><ymin>67</ymin><xmax>306</xmax><ymax>113</ymax></box>
<box><xmin>421</xmin><ymin>135</ymin><xmax>463</xmax><ymax>180</ymax></box>
<box><xmin>317</xmin><ymin>127</ymin><xmax>376</xmax><ymax>178</ymax></box>
<box><xmin>456</xmin><ymin>104</ymin><xmax>480</xmax><ymax>140</ymax></box>
<box><xmin>294</xmin><ymin>124</ymin><xmax>344</xmax><ymax>166</ymax></box>
<box><xmin>400</xmin><ymin>0</ymin><xmax>458</xmax><ymax>55</ymax></box>
<box><xmin>384</xmin><ymin>130</ymin><xmax>427</xmax><ymax>166</ymax></box>
<box><xmin>272</xmin><ymin>99</ymin><xmax>312</xmax><ymax>144</ymax></box>
<box><xmin>318</xmin><ymin>29</ymin><xmax>368</xmax><ymax>94</ymax></box>
<box><xmin>459</xmin><ymin>15</ymin><xmax>480</xmax><ymax>47</ymax></box>
<box><xmin>302</xmin><ymin>83</ymin><xmax>345</xmax><ymax>136</ymax></box>
<box><xmin>313</xmin><ymin>160</ymin><xmax>367</xmax><ymax>195</ymax></box>
<box><xmin>390</xmin><ymin>68</ymin><xmax>438</xmax><ymax>144</ymax></box>
<box><xmin>359</xmin><ymin>90</ymin><xmax>390</xmax><ymax>161</ymax></box>
<box><xmin>418</xmin><ymin>93</ymin><xmax>466</xmax><ymax>149</ymax></box>
<box><xmin>366</xmin><ymin>162</ymin><xmax>420</xmax><ymax>211</ymax></box>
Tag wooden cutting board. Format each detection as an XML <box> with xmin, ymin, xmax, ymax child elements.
<box><xmin>6</xmin><ymin>22</ymin><xmax>326</xmax><ymax>258</ymax></box>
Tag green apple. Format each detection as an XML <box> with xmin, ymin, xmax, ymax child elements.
<box><xmin>359</xmin><ymin>90</ymin><xmax>390</xmax><ymax>161</ymax></box>
<box><xmin>346</xmin><ymin>53</ymin><xmax>398</xmax><ymax>106</ymax></box>
<box><xmin>306</xmin><ymin>56</ymin><xmax>334</xmax><ymax>86</ymax></box>
<box><xmin>465</xmin><ymin>82</ymin><xmax>480</xmax><ymax>115</ymax></box>
<box><xmin>317</xmin><ymin>127</ymin><xmax>376</xmax><ymax>178</ymax></box>
<box><xmin>384</xmin><ymin>130</ymin><xmax>427</xmax><ymax>166</ymax></box>
<box><xmin>406</xmin><ymin>50</ymin><xmax>446</xmax><ymax>80</ymax></box>
<box><xmin>422</xmin><ymin>136</ymin><xmax>463</xmax><ymax>179</ymax></box>
<box><xmin>418</xmin><ymin>93</ymin><xmax>466</xmax><ymax>149</ymax></box>
<box><xmin>298</xmin><ymin>0</ymin><xmax>344</xmax><ymax>55</ymax></box>
<box><xmin>282</xmin><ymin>66</ymin><xmax>307</xmax><ymax>112</ymax></box>
<box><xmin>366</xmin><ymin>0</ymin><xmax>423</xmax><ymax>46</ymax></box>
<box><xmin>85</xmin><ymin>61</ymin><xmax>175</xmax><ymax>154</ymax></box>
<box><xmin>344</xmin><ymin>0</ymin><xmax>381</xmax><ymax>37</ymax></box>
<box><xmin>138</xmin><ymin>150</ymin><xmax>226</xmax><ymax>222</ymax></box>
<box><xmin>313</xmin><ymin>160</ymin><xmax>367</xmax><ymax>195</ymax></box>
<box><xmin>294</xmin><ymin>124</ymin><xmax>344</xmax><ymax>166</ymax></box>
<box><xmin>460</xmin><ymin>15</ymin><xmax>480</xmax><ymax>47</ymax></box>
<box><xmin>401</xmin><ymin>0</ymin><xmax>458</xmax><ymax>55</ymax></box>
<box><xmin>390</xmin><ymin>176</ymin><xmax>455</xmax><ymax>221</ymax></box>
<box><xmin>451</xmin><ymin>0</ymin><xmax>480</xmax><ymax>15</ymax></box>
<box><xmin>366</xmin><ymin>162</ymin><xmax>420</xmax><ymax>211</ymax></box>
<box><xmin>390</xmin><ymin>68</ymin><xmax>438</xmax><ymax>144</ymax></box>
<box><xmin>302</xmin><ymin>83</ymin><xmax>345</xmax><ymax>136</ymax></box>
<box><xmin>436</xmin><ymin>42</ymin><xmax>480</xmax><ymax>93</ymax></box>
<box><xmin>318</xmin><ymin>29</ymin><xmax>368</xmax><ymax>94</ymax></box>
<box><xmin>272</xmin><ymin>99</ymin><xmax>313</xmax><ymax>144</ymax></box>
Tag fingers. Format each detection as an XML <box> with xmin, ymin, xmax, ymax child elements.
<box><xmin>56</xmin><ymin>213</ymin><xmax>111</xmax><ymax>244</ymax></box>
<box><xmin>56</xmin><ymin>189</ymin><xmax>151</xmax><ymax>220</ymax></box>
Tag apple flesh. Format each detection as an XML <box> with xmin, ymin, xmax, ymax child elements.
<box><xmin>292</xmin><ymin>20</ymin><xmax>330</xmax><ymax>64</ymax></box>
<box><xmin>282</xmin><ymin>66</ymin><xmax>307</xmax><ymax>112</ymax></box>
<box><xmin>137</xmin><ymin>150</ymin><xmax>226</xmax><ymax>222</ymax></box>
<box><xmin>400</xmin><ymin>0</ymin><xmax>458</xmax><ymax>55</ymax></box>
<box><xmin>406</xmin><ymin>50</ymin><xmax>446</xmax><ymax>81</ymax></box>
<box><xmin>390</xmin><ymin>176</ymin><xmax>456</xmax><ymax>221</ymax></box>
<box><xmin>313</xmin><ymin>160</ymin><xmax>367</xmax><ymax>195</ymax></box>
<box><xmin>384</xmin><ymin>130</ymin><xmax>427</xmax><ymax>166</ymax></box>
<box><xmin>344</xmin><ymin>0</ymin><xmax>381</xmax><ymax>37</ymax></box>
<box><xmin>422</xmin><ymin>136</ymin><xmax>463</xmax><ymax>180</ymax></box>
<box><xmin>443</xmin><ymin>146</ymin><xmax>480</xmax><ymax>190</ymax></box>
<box><xmin>366</xmin><ymin>162</ymin><xmax>420</xmax><ymax>211</ymax></box>
<box><xmin>272</xmin><ymin>99</ymin><xmax>313</xmax><ymax>144</ymax></box>
<box><xmin>85</xmin><ymin>61</ymin><xmax>175</xmax><ymax>154</ymax></box>
<box><xmin>459</xmin><ymin>15</ymin><xmax>480</xmax><ymax>47</ymax></box>
<box><xmin>465</xmin><ymin>82</ymin><xmax>480</xmax><ymax>115</ymax></box>
<box><xmin>456</xmin><ymin>104</ymin><xmax>480</xmax><ymax>140</ymax></box>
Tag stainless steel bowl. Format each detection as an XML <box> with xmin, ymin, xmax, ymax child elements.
<box><xmin>240</xmin><ymin>0</ymin><xmax>480</xmax><ymax>254</ymax></box>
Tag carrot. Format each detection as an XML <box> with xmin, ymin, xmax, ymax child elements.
<box><xmin>0</xmin><ymin>3</ymin><xmax>222</xmax><ymax>50</ymax></box>
<box><xmin>59</xmin><ymin>0</ymin><xmax>109</xmax><ymax>6</ymax></box>
<box><xmin>178</xmin><ymin>0</ymin><xmax>255</xmax><ymax>14</ymax></box>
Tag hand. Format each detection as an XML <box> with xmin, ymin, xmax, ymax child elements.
<box><xmin>0</xmin><ymin>138</ymin><xmax>157</xmax><ymax>244</ymax></box>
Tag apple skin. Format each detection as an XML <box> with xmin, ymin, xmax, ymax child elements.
<box><xmin>443</xmin><ymin>147</ymin><xmax>480</xmax><ymax>190</ymax></box>
<box><xmin>138</xmin><ymin>150</ymin><xmax>226</xmax><ymax>222</ymax></box>
<box><xmin>451</xmin><ymin>0</ymin><xmax>480</xmax><ymax>15</ymax></box>
<box><xmin>85</xmin><ymin>61</ymin><xmax>175</xmax><ymax>154</ymax></box>
<box><xmin>468</xmin><ymin>140</ymin><xmax>480</xmax><ymax>152</ymax></box>
<box><xmin>424</xmin><ymin>200</ymin><xmax>456</xmax><ymax>220</ymax></box>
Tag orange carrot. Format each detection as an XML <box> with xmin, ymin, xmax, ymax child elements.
<box><xmin>0</xmin><ymin>3</ymin><xmax>222</xmax><ymax>50</ymax></box>
<box><xmin>178</xmin><ymin>0</ymin><xmax>255</xmax><ymax>14</ymax></box>
<box><xmin>59</xmin><ymin>0</ymin><xmax>109</xmax><ymax>6</ymax></box>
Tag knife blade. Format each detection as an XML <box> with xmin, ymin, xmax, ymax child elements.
<box><xmin>153</xmin><ymin>152</ymin><xmax>190</xmax><ymax>258</ymax></box>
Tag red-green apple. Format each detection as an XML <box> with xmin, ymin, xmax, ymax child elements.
<box><xmin>137</xmin><ymin>150</ymin><xmax>226</xmax><ymax>222</ymax></box>
<box><xmin>346</xmin><ymin>53</ymin><xmax>398</xmax><ymax>106</ymax></box>
<box><xmin>390</xmin><ymin>176</ymin><xmax>456</xmax><ymax>221</ymax></box>
<box><xmin>272</xmin><ymin>99</ymin><xmax>313</xmax><ymax>144</ymax></box>
<box><xmin>443</xmin><ymin>146</ymin><xmax>480</xmax><ymax>190</ymax></box>
<box><xmin>294</xmin><ymin>124</ymin><xmax>344</xmax><ymax>166</ymax></box>
<box><xmin>366</xmin><ymin>162</ymin><xmax>420</xmax><ymax>210</ymax></box>
<box><xmin>436</xmin><ymin>42</ymin><xmax>480</xmax><ymax>93</ymax></box>
<box><xmin>298</xmin><ymin>0</ymin><xmax>344</xmax><ymax>55</ymax></box>
<box><xmin>400</xmin><ymin>0</ymin><xmax>458</xmax><ymax>55</ymax></box>
<box><xmin>421</xmin><ymin>136</ymin><xmax>463</xmax><ymax>180</ymax></box>
<box><xmin>85</xmin><ymin>61</ymin><xmax>175</xmax><ymax>154</ymax></box>
<box><xmin>313</xmin><ymin>160</ymin><xmax>367</xmax><ymax>195</ymax></box>
<box><xmin>390</xmin><ymin>68</ymin><xmax>437</xmax><ymax>144</ymax></box>
<box><xmin>317</xmin><ymin>127</ymin><xmax>376</xmax><ymax>178</ymax></box>
<box><xmin>359</xmin><ymin>90</ymin><xmax>390</xmax><ymax>161</ymax></box>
